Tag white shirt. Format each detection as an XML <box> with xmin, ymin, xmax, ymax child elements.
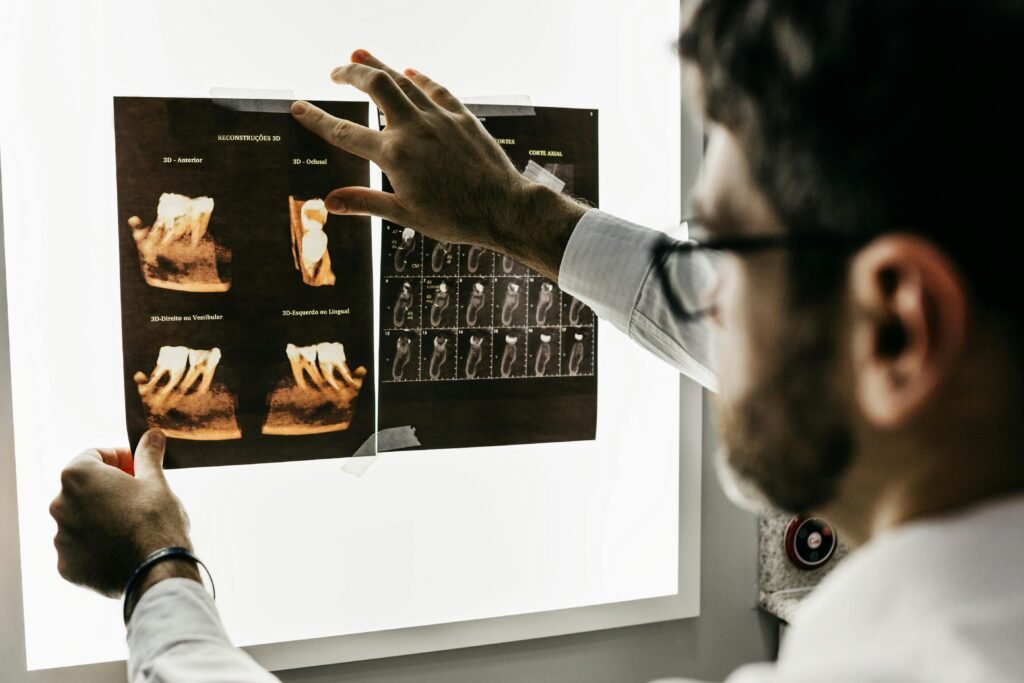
<box><xmin>126</xmin><ymin>210</ymin><xmax>1024</xmax><ymax>682</ymax></box>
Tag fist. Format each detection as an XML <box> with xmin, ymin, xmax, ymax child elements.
<box><xmin>49</xmin><ymin>429</ymin><xmax>193</xmax><ymax>598</ymax></box>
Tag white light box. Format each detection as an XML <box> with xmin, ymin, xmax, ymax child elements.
<box><xmin>0</xmin><ymin>1</ymin><xmax>700</xmax><ymax>679</ymax></box>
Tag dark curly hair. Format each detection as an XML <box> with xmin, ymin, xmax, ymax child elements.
<box><xmin>679</xmin><ymin>0</ymin><xmax>1023</xmax><ymax>322</ymax></box>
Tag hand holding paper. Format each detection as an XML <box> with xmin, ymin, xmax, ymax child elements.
<box><xmin>49</xmin><ymin>430</ymin><xmax>197</xmax><ymax>598</ymax></box>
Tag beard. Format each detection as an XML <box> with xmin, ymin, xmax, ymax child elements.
<box><xmin>713</xmin><ymin>310</ymin><xmax>855</xmax><ymax>515</ymax></box>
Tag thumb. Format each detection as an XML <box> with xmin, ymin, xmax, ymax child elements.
<box><xmin>325</xmin><ymin>188</ymin><xmax>404</xmax><ymax>223</ymax></box>
<box><xmin>133</xmin><ymin>429</ymin><xmax>167</xmax><ymax>481</ymax></box>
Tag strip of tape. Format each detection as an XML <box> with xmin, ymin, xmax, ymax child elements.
<box><xmin>523</xmin><ymin>159</ymin><xmax>567</xmax><ymax>194</ymax></box>
<box><xmin>463</xmin><ymin>95</ymin><xmax>536</xmax><ymax>118</ymax></box>
<box><xmin>378</xmin><ymin>95</ymin><xmax>534</xmax><ymax>128</ymax></box>
<box><xmin>210</xmin><ymin>87</ymin><xmax>296</xmax><ymax>113</ymax></box>
<box><xmin>342</xmin><ymin>426</ymin><xmax>421</xmax><ymax>477</ymax></box>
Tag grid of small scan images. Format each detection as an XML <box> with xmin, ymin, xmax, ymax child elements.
<box><xmin>381</xmin><ymin>224</ymin><xmax>596</xmax><ymax>382</ymax></box>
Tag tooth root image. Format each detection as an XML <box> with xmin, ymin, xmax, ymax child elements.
<box><xmin>428</xmin><ymin>335</ymin><xmax>449</xmax><ymax>380</ymax></box>
<box><xmin>431</xmin><ymin>241</ymin><xmax>452</xmax><ymax>273</ymax></box>
<box><xmin>568</xmin><ymin>332</ymin><xmax>586</xmax><ymax>376</ymax></box>
<box><xmin>134</xmin><ymin>345</ymin><xmax>241</xmax><ymax>440</ymax></box>
<box><xmin>500</xmin><ymin>282</ymin><xmax>522</xmax><ymax>326</ymax></box>
<box><xmin>263</xmin><ymin>341</ymin><xmax>367</xmax><ymax>435</ymax></box>
<box><xmin>536</xmin><ymin>282</ymin><xmax>555</xmax><ymax>325</ymax></box>
<box><xmin>289</xmin><ymin>197</ymin><xmax>336</xmax><ymax>286</ymax></box>
<box><xmin>316</xmin><ymin>341</ymin><xmax>356</xmax><ymax>391</ymax></box>
<box><xmin>393</xmin><ymin>282</ymin><xmax>414</xmax><ymax>328</ymax></box>
<box><xmin>394</xmin><ymin>228</ymin><xmax>417</xmax><ymax>272</ymax></box>
<box><xmin>568</xmin><ymin>297</ymin><xmax>587</xmax><ymax>325</ymax></box>
<box><xmin>501</xmin><ymin>254</ymin><xmax>516</xmax><ymax>273</ymax></box>
<box><xmin>500</xmin><ymin>335</ymin><xmax>519</xmax><ymax>378</ymax></box>
<box><xmin>392</xmin><ymin>336</ymin><xmax>413</xmax><ymax>380</ymax></box>
<box><xmin>465</xmin><ymin>334</ymin><xmax>484</xmax><ymax>378</ymax></box>
<box><xmin>466</xmin><ymin>282</ymin><xmax>486</xmax><ymax>326</ymax></box>
<box><xmin>466</xmin><ymin>246</ymin><xmax>486</xmax><ymax>273</ymax></box>
<box><xmin>534</xmin><ymin>334</ymin><xmax>552</xmax><ymax>376</ymax></box>
<box><xmin>128</xmin><ymin>193</ymin><xmax>231</xmax><ymax>292</ymax></box>
<box><xmin>429</xmin><ymin>283</ymin><xmax>451</xmax><ymax>327</ymax></box>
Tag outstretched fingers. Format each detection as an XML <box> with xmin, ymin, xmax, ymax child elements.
<box><xmin>291</xmin><ymin>101</ymin><xmax>382</xmax><ymax>161</ymax></box>
<box><xmin>328</xmin><ymin>61</ymin><xmax>419</xmax><ymax>123</ymax></box>
<box><xmin>403</xmin><ymin>68</ymin><xmax>465</xmax><ymax>114</ymax></box>
<box><xmin>347</xmin><ymin>49</ymin><xmax>438</xmax><ymax>113</ymax></box>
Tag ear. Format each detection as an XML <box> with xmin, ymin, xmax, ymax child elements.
<box><xmin>848</xmin><ymin>235</ymin><xmax>968</xmax><ymax>428</ymax></box>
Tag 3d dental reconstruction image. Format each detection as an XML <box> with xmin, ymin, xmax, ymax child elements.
<box><xmin>115</xmin><ymin>97</ymin><xmax>374</xmax><ymax>467</ymax></box>
<box><xmin>378</xmin><ymin>106</ymin><xmax>599</xmax><ymax>450</ymax></box>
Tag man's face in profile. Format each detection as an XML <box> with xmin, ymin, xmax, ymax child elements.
<box><xmin>697</xmin><ymin>127</ymin><xmax>855</xmax><ymax>515</ymax></box>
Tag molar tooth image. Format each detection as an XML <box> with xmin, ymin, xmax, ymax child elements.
<box><xmin>568</xmin><ymin>297</ymin><xmax>587</xmax><ymax>325</ymax></box>
<box><xmin>465</xmin><ymin>334</ymin><xmax>485</xmax><ymax>378</ymax></box>
<box><xmin>500</xmin><ymin>334</ymin><xmax>519</xmax><ymax>377</ymax></box>
<box><xmin>134</xmin><ymin>345</ymin><xmax>241</xmax><ymax>440</ymax></box>
<box><xmin>466</xmin><ymin>282</ymin><xmax>486</xmax><ymax>326</ymax></box>
<box><xmin>430</xmin><ymin>240</ymin><xmax>452</xmax><ymax>273</ymax></box>
<box><xmin>289</xmin><ymin>197</ymin><xmax>336</xmax><ymax>286</ymax></box>
<box><xmin>536</xmin><ymin>282</ymin><xmax>555</xmax><ymax>325</ymax></box>
<box><xmin>263</xmin><ymin>341</ymin><xmax>367</xmax><ymax>435</ymax></box>
<box><xmin>466</xmin><ymin>245</ymin><xmax>487</xmax><ymax>273</ymax></box>
<box><xmin>394</xmin><ymin>228</ymin><xmax>417</xmax><ymax>272</ymax></box>
<box><xmin>568</xmin><ymin>332</ymin><xmax>586</xmax><ymax>375</ymax></box>
<box><xmin>128</xmin><ymin>193</ymin><xmax>231</xmax><ymax>292</ymax></box>
<box><xmin>392</xmin><ymin>336</ymin><xmax>413</xmax><ymax>380</ymax></box>
<box><xmin>393</xmin><ymin>282</ymin><xmax>414</xmax><ymax>327</ymax></box>
<box><xmin>428</xmin><ymin>335</ymin><xmax>449</xmax><ymax>380</ymax></box>
<box><xmin>534</xmin><ymin>333</ymin><xmax>553</xmax><ymax>376</ymax></box>
<box><xmin>429</xmin><ymin>282</ymin><xmax>451</xmax><ymax>327</ymax></box>
<box><xmin>500</xmin><ymin>282</ymin><xmax>522</xmax><ymax>326</ymax></box>
<box><xmin>501</xmin><ymin>254</ymin><xmax>516</xmax><ymax>273</ymax></box>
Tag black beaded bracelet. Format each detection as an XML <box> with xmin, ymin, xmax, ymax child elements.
<box><xmin>122</xmin><ymin>546</ymin><xmax>216</xmax><ymax>624</ymax></box>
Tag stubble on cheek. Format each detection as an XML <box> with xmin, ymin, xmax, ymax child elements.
<box><xmin>712</xmin><ymin>307</ymin><xmax>856</xmax><ymax>514</ymax></box>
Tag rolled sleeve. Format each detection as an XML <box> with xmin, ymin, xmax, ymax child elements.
<box><xmin>558</xmin><ymin>209</ymin><xmax>717</xmax><ymax>391</ymax></box>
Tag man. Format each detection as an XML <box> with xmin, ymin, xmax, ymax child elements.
<box><xmin>50</xmin><ymin>1</ymin><xmax>1024</xmax><ymax>681</ymax></box>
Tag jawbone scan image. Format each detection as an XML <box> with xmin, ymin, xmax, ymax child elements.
<box><xmin>263</xmin><ymin>341</ymin><xmax>367</xmax><ymax>435</ymax></box>
<box><xmin>127</xmin><ymin>193</ymin><xmax>231</xmax><ymax>292</ymax></box>
<box><xmin>289</xmin><ymin>197</ymin><xmax>336</xmax><ymax>286</ymax></box>
<box><xmin>134</xmin><ymin>345</ymin><xmax>242</xmax><ymax>440</ymax></box>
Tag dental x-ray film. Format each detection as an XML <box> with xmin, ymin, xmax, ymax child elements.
<box><xmin>114</xmin><ymin>98</ymin><xmax>597</xmax><ymax>465</ymax></box>
<box><xmin>114</xmin><ymin>97</ymin><xmax>375</xmax><ymax>467</ymax></box>
<box><xmin>378</xmin><ymin>106</ymin><xmax>599</xmax><ymax>450</ymax></box>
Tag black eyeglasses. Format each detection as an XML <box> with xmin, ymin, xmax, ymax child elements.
<box><xmin>651</xmin><ymin>219</ymin><xmax>876</xmax><ymax>321</ymax></box>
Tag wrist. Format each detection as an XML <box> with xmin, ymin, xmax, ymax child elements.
<box><xmin>498</xmin><ymin>181</ymin><xmax>588</xmax><ymax>281</ymax></box>
<box><xmin>124</xmin><ymin>557</ymin><xmax>201</xmax><ymax>624</ymax></box>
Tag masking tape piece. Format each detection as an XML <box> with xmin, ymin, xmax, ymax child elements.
<box><xmin>343</xmin><ymin>426</ymin><xmax>420</xmax><ymax>477</ymax></box>
<box><xmin>339</xmin><ymin>455</ymin><xmax>377</xmax><ymax>478</ymax></box>
<box><xmin>210</xmin><ymin>87</ymin><xmax>296</xmax><ymax>113</ymax></box>
<box><xmin>523</xmin><ymin>160</ymin><xmax>567</xmax><ymax>194</ymax></box>
<box><xmin>463</xmin><ymin>95</ymin><xmax>536</xmax><ymax>118</ymax></box>
<box><xmin>377</xmin><ymin>96</ymin><xmax>534</xmax><ymax>128</ymax></box>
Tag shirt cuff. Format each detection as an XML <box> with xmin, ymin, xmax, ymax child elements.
<box><xmin>558</xmin><ymin>208</ymin><xmax>662</xmax><ymax>336</ymax></box>
<box><xmin>127</xmin><ymin>578</ymin><xmax>231</xmax><ymax>679</ymax></box>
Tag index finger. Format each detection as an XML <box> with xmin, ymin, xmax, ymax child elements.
<box><xmin>291</xmin><ymin>101</ymin><xmax>382</xmax><ymax>162</ymax></box>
